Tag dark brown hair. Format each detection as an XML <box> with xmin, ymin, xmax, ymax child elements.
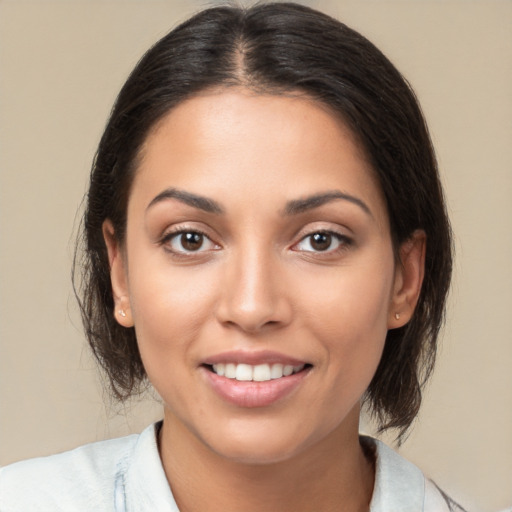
<box><xmin>75</xmin><ymin>2</ymin><xmax>452</xmax><ymax>439</ymax></box>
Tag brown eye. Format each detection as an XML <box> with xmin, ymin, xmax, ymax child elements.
<box><xmin>180</xmin><ymin>232</ymin><xmax>204</xmax><ymax>251</ymax></box>
<box><xmin>165</xmin><ymin>230</ymin><xmax>218</xmax><ymax>254</ymax></box>
<box><xmin>310</xmin><ymin>232</ymin><xmax>332</xmax><ymax>251</ymax></box>
<box><xmin>294</xmin><ymin>231</ymin><xmax>348</xmax><ymax>253</ymax></box>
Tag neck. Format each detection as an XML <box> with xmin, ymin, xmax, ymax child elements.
<box><xmin>158</xmin><ymin>406</ymin><xmax>374</xmax><ymax>512</ymax></box>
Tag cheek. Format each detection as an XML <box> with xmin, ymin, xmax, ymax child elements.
<box><xmin>126</xmin><ymin>257</ymin><xmax>220</xmax><ymax>370</ymax></box>
<box><xmin>299</xmin><ymin>255</ymin><xmax>394</xmax><ymax>380</ymax></box>
<box><xmin>303</xmin><ymin>260</ymin><xmax>393</xmax><ymax>332</ymax></box>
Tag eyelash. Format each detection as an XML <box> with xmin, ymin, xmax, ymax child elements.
<box><xmin>159</xmin><ymin>227</ymin><xmax>352</xmax><ymax>257</ymax></box>
<box><xmin>160</xmin><ymin>227</ymin><xmax>218</xmax><ymax>256</ymax></box>
<box><xmin>292</xmin><ymin>230</ymin><xmax>352</xmax><ymax>255</ymax></box>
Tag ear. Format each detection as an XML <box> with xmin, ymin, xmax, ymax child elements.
<box><xmin>388</xmin><ymin>230</ymin><xmax>426</xmax><ymax>329</ymax></box>
<box><xmin>102</xmin><ymin>219</ymin><xmax>134</xmax><ymax>328</ymax></box>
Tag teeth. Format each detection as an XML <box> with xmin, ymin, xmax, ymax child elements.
<box><xmin>253</xmin><ymin>364</ymin><xmax>271</xmax><ymax>382</ymax></box>
<box><xmin>270</xmin><ymin>363</ymin><xmax>283</xmax><ymax>379</ymax></box>
<box><xmin>225</xmin><ymin>363</ymin><xmax>236</xmax><ymax>378</ymax></box>
<box><xmin>283</xmin><ymin>365</ymin><xmax>294</xmax><ymax>376</ymax></box>
<box><xmin>235</xmin><ymin>364</ymin><xmax>253</xmax><ymax>381</ymax></box>
<box><xmin>211</xmin><ymin>363</ymin><xmax>305</xmax><ymax>381</ymax></box>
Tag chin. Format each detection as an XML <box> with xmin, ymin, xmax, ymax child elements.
<box><xmin>200</xmin><ymin>421</ymin><xmax>322</xmax><ymax>466</ymax></box>
<box><xmin>212</xmin><ymin>439</ymin><xmax>304</xmax><ymax>466</ymax></box>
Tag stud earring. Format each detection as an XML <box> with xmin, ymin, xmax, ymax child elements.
<box><xmin>395</xmin><ymin>313</ymin><xmax>400</xmax><ymax>320</ymax></box>
<box><xmin>119</xmin><ymin>310</ymin><xmax>127</xmax><ymax>318</ymax></box>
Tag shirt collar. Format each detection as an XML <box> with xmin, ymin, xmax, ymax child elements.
<box><xmin>118</xmin><ymin>424</ymin><xmax>425</xmax><ymax>512</ymax></box>
<box><xmin>367</xmin><ymin>436</ymin><xmax>425</xmax><ymax>511</ymax></box>
<box><xmin>123</xmin><ymin>422</ymin><xmax>179</xmax><ymax>512</ymax></box>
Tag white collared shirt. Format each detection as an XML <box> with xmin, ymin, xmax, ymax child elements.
<box><xmin>0</xmin><ymin>423</ymin><xmax>452</xmax><ymax>511</ymax></box>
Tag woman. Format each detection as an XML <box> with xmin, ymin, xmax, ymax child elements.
<box><xmin>1</xmin><ymin>3</ymin><xmax>459</xmax><ymax>510</ymax></box>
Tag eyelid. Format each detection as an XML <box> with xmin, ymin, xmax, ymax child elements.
<box><xmin>159</xmin><ymin>221</ymin><xmax>217</xmax><ymax>242</ymax></box>
<box><xmin>160</xmin><ymin>224</ymin><xmax>221</xmax><ymax>255</ymax></box>
<box><xmin>290</xmin><ymin>226</ymin><xmax>353</xmax><ymax>255</ymax></box>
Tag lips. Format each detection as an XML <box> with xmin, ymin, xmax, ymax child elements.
<box><xmin>201</xmin><ymin>351</ymin><xmax>311</xmax><ymax>407</ymax></box>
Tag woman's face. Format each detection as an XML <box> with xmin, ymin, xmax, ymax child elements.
<box><xmin>106</xmin><ymin>89</ymin><xmax>419</xmax><ymax>464</ymax></box>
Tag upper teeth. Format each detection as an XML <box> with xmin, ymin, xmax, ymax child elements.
<box><xmin>212</xmin><ymin>363</ymin><xmax>305</xmax><ymax>382</ymax></box>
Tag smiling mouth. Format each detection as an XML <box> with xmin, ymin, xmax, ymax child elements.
<box><xmin>204</xmin><ymin>363</ymin><xmax>311</xmax><ymax>382</ymax></box>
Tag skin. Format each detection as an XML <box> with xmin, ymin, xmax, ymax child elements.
<box><xmin>104</xmin><ymin>89</ymin><xmax>425</xmax><ymax>512</ymax></box>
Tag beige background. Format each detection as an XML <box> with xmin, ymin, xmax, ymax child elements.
<box><xmin>0</xmin><ymin>1</ymin><xmax>511</xmax><ymax>510</ymax></box>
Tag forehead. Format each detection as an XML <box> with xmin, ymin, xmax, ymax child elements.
<box><xmin>131</xmin><ymin>89</ymin><xmax>387</xmax><ymax>223</ymax></box>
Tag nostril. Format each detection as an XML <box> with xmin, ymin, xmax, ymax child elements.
<box><xmin>214</xmin><ymin>283</ymin><xmax>293</xmax><ymax>333</ymax></box>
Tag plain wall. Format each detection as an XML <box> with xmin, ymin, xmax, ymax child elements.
<box><xmin>0</xmin><ymin>1</ymin><xmax>511</xmax><ymax>511</ymax></box>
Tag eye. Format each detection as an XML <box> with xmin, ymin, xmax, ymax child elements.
<box><xmin>164</xmin><ymin>230</ymin><xmax>218</xmax><ymax>254</ymax></box>
<box><xmin>294</xmin><ymin>231</ymin><xmax>348</xmax><ymax>253</ymax></box>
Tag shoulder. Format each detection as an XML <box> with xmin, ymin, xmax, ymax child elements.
<box><xmin>0</xmin><ymin>431</ymin><xmax>139</xmax><ymax>512</ymax></box>
<box><xmin>365</xmin><ymin>436</ymin><xmax>454</xmax><ymax>512</ymax></box>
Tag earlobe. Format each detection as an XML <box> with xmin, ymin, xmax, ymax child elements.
<box><xmin>388</xmin><ymin>230</ymin><xmax>426</xmax><ymax>329</ymax></box>
<box><xmin>102</xmin><ymin>220</ymin><xmax>134</xmax><ymax>328</ymax></box>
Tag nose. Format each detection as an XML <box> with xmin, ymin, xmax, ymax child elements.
<box><xmin>215</xmin><ymin>247</ymin><xmax>292</xmax><ymax>333</ymax></box>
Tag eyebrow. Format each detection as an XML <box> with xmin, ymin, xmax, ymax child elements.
<box><xmin>284</xmin><ymin>191</ymin><xmax>372</xmax><ymax>217</ymax></box>
<box><xmin>146</xmin><ymin>187</ymin><xmax>371</xmax><ymax>218</ymax></box>
<box><xmin>146</xmin><ymin>187</ymin><xmax>224</xmax><ymax>214</ymax></box>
